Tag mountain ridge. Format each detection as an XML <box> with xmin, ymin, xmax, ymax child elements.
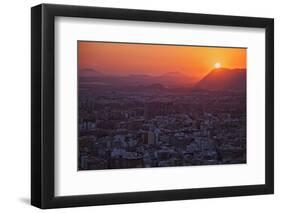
<box><xmin>194</xmin><ymin>68</ymin><xmax>246</xmax><ymax>91</ymax></box>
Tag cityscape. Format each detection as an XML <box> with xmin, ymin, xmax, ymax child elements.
<box><xmin>78</xmin><ymin>41</ymin><xmax>247</xmax><ymax>170</ymax></box>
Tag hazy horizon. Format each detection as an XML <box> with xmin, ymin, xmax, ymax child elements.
<box><xmin>79</xmin><ymin>67</ymin><xmax>246</xmax><ymax>77</ymax></box>
<box><xmin>78</xmin><ymin>41</ymin><xmax>247</xmax><ymax>80</ymax></box>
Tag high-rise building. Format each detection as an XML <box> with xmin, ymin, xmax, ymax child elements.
<box><xmin>143</xmin><ymin>131</ymin><xmax>155</xmax><ymax>145</ymax></box>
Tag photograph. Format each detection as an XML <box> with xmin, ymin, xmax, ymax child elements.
<box><xmin>29</xmin><ymin>2</ymin><xmax>274</xmax><ymax>209</ymax></box>
<box><xmin>78</xmin><ymin>41</ymin><xmax>247</xmax><ymax>170</ymax></box>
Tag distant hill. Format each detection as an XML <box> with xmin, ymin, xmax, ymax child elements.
<box><xmin>124</xmin><ymin>72</ymin><xmax>197</xmax><ymax>87</ymax></box>
<box><xmin>157</xmin><ymin>72</ymin><xmax>198</xmax><ymax>87</ymax></box>
<box><xmin>79</xmin><ymin>68</ymin><xmax>104</xmax><ymax>77</ymax></box>
<box><xmin>79</xmin><ymin>68</ymin><xmax>199</xmax><ymax>88</ymax></box>
<box><xmin>194</xmin><ymin>68</ymin><xmax>246</xmax><ymax>91</ymax></box>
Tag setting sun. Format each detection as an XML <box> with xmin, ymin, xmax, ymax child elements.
<box><xmin>79</xmin><ymin>41</ymin><xmax>246</xmax><ymax>79</ymax></box>
<box><xmin>214</xmin><ymin>62</ymin><xmax>221</xmax><ymax>69</ymax></box>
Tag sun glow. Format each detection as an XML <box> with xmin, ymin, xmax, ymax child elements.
<box><xmin>214</xmin><ymin>62</ymin><xmax>221</xmax><ymax>69</ymax></box>
<box><xmin>79</xmin><ymin>41</ymin><xmax>247</xmax><ymax>78</ymax></box>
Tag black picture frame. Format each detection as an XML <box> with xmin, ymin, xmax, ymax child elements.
<box><xmin>31</xmin><ymin>3</ymin><xmax>274</xmax><ymax>209</ymax></box>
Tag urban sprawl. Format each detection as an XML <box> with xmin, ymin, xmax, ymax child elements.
<box><xmin>79</xmin><ymin>86</ymin><xmax>246</xmax><ymax>170</ymax></box>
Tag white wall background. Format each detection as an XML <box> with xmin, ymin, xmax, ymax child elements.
<box><xmin>0</xmin><ymin>0</ymin><xmax>279</xmax><ymax>212</ymax></box>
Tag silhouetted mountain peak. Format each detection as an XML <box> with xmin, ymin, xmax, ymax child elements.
<box><xmin>195</xmin><ymin>68</ymin><xmax>246</xmax><ymax>91</ymax></box>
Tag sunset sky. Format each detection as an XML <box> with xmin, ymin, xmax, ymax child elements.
<box><xmin>78</xmin><ymin>41</ymin><xmax>246</xmax><ymax>79</ymax></box>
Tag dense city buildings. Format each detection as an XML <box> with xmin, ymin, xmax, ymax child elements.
<box><xmin>78</xmin><ymin>80</ymin><xmax>246</xmax><ymax>170</ymax></box>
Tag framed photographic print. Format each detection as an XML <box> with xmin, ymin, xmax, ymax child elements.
<box><xmin>31</xmin><ymin>3</ymin><xmax>274</xmax><ymax>209</ymax></box>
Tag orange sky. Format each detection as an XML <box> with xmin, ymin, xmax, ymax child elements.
<box><xmin>78</xmin><ymin>41</ymin><xmax>246</xmax><ymax>79</ymax></box>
